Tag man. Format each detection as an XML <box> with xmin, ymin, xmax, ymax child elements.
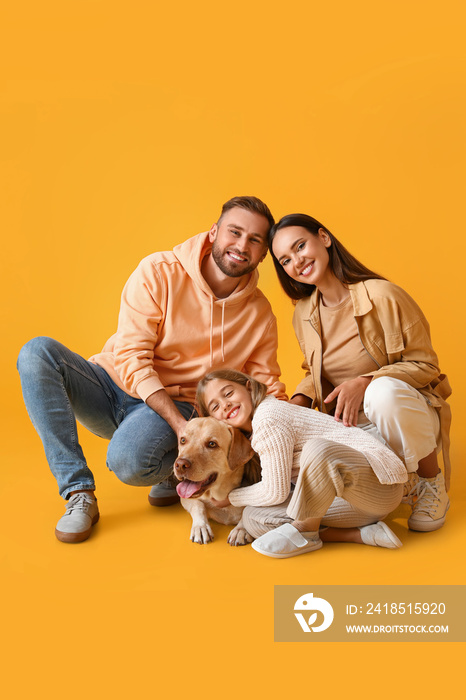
<box><xmin>17</xmin><ymin>196</ymin><xmax>287</xmax><ymax>543</ymax></box>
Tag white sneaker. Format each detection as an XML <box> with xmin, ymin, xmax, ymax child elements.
<box><xmin>407</xmin><ymin>472</ymin><xmax>450</xmax><ymax>532</ymax></box>
<box><xmin>55</xmin><ymin>492</ymin><xmax>99</xmax><ymax>543</ymax></box>
<box><xmin>360</xmin><ymin>521</ymin><xmax>403</xmax><ymax>549</ymax></box>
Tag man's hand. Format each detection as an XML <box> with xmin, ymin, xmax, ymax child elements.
<box><xmin>145</xmin><ymin>389</ymin><xmax>188</xmax><ymax>438</ymax></box>
<box><xmin>324</xmin><ymin>376</ymin><xmax>372</xmax><ymax>427</ymax></box>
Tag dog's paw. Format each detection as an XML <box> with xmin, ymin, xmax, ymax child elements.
<box><xmin>227</xmin><ymin>526</ymin><xmax>254</xmax><ymax>547</ymax></box>
<box><xmin>190</xmin><ymin>523</ymin><xmax>215</xmax><ymax>544</ymax></box>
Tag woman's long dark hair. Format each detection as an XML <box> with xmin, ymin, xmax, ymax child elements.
<box><xmin>268</xmin><ymin>213</ymin><xmax>386</xmax><ymax>300</ymax></box>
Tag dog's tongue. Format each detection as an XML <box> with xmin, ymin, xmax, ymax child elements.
<box><xmin>176</xmin><ymin>479</ymin><xmax>203</xmax><ymax>499</ymax></box>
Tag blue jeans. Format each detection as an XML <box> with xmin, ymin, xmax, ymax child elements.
<box><xmin>17</xmin><ymin>337</ymin><xmax>197</xmax><ymax>499</ymax></box>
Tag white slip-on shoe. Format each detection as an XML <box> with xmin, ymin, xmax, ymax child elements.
<box><xmin>407</xmin><ymin>472</ymin><xmax>450</xmax><ymax>532</ymax></box>
<box><xmin>251</xmin><ymin>523</ymin><xmax>323</xmax><ymax>559</ymax></box>
<box><xmin>359</xmin><ymin>521</ymin><xmax>403</xmax><ymax>549</ymax></box>
<box><xmin>55</xmin><ymin>492</ymin><xmax>100</xmax><ymax>543</ymax></box>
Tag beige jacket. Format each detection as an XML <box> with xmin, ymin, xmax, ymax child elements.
<box><xmin>292</xmin><ymin>279</ymin><xmax>452</xmax><ymax>488</ymax></box>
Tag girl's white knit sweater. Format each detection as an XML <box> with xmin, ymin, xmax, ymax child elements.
<box><xmin>228</xmin><ymin>396</ymin><xmax>407</xmax><ymax>508</ymax></box>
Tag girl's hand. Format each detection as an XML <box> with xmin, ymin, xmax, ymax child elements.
<box><xmin>324</xmin><ymin>376</ymin><xmax>372</xmax><ymax>427</ymax></box>
<box><xmin>210</xmin><ymin>495</ymin><xmax>231</xmax><ymax>508</ymax></box>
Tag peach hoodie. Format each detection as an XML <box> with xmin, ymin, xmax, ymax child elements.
<box><xmin>89</xmin><ymin>231</ymin><xmax>287</xmax><ymax>404</ymax></box>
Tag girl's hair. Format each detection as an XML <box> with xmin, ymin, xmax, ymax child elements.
<box><xmin>268</xmin><ymin>213</ymin><xmax>386</xmax><ymax>300</ymax></box>
<box><xmin>196</xmin><ymin>369</ymin><xmax>267</xmax><ymax>418</ymax></box>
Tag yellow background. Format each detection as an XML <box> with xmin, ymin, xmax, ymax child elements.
<box><xmin>2</xmin><ymin>1</ymin><xmax>465</xmax><ymax>696</ymax></box>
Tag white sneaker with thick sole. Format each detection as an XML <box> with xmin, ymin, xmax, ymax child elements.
<box><xmin>55</xmin><ymin>492</ymin><xmax>100</xmax><ymax>543</ymax></box>
<box><xmin>407</xmin><ymin>472</ymin><xmax>450</xmax><ymax>532</ymax></box>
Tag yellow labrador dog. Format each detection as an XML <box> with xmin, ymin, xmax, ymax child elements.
<box><xmin>174</xmin><ymin>417</ymin><xmax>260</xmax><ymax>545</ymax></box>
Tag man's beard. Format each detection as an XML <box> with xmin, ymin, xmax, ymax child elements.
<box><xmin>211</xmin><ymin>240</ymin><xmax>256</xmax><ymax>278</ymax></box>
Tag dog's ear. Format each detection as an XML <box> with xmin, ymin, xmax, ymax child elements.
<box><xmin>227</xmin><ymin>427</ymin><xmax>254</xmax><ymax>471</ymax></box>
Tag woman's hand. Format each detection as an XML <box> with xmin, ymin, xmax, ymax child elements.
<box><xmin>324</xmin><ymin>376</ymin><xmax>372</xmax><ymax>427</ymax></box>
<box><xmin>210</xmin><ymin>495</ymin><xmax>231</xmax><ymax>508</ymax></box>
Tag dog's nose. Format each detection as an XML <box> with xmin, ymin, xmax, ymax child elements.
<box><xmin>174</xmin><ymin>457</ymin><xmax>191</xmax><ymax>474</ymax></box>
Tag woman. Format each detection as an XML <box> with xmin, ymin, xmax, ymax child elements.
<box><xmin>268</xmin><ymin>213</ymin><xmax>451</xmax><ymax>532</ymax></box>
<box><xmin>196</xmin><ymin>369</ymin><xmax>407</xmax><ymax>559</ymax></box>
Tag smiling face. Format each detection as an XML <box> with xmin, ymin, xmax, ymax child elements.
<box><xmin>271</xmin><ymin>225</ymin><xmax>333</xmax><ymax>288</ymax></box>
<box><xmin>203</xmin><ymin>378</ymin><xmax>254</xmax><ymax>432</ymax></box>
<box><xmin>209</xmin><ymin>207</ymin><xmax>269</xmax><ymax>278</ymax></box>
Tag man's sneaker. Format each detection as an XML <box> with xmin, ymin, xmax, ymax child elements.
<box><xmin>55</xmin><ymin>492</ymin><xmax>100</xmax><ymax>543</ymax></box>
<box><xmin>407</xmin><ymin>472</ymin><xmax>450</xmax><ymax>532</ymax></box>
<box><xmin>148</xmin><ymin>474</ymin><xmax>180</xmax><ymax>507</ymax></box>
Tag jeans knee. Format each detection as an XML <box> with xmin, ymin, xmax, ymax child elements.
<box><xmin>17</xmin><ymin>336</ymin><xmax>56</xmax><ymax>374</ymax></box>
<box><xmin>106</xmin><ymin>441</ymin><xmax>173</xmax><ymax>486</ymax></box>
<box><xmin>106</xmin><ymin>446</ymin><xmax>145</xmax><ymax>485</ymax></box>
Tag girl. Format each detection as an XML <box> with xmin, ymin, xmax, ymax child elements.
<box><xmin>268</xmin><ymin>213</ymin><xmax>451</xmax><ymax>533</ymax></box>
<box><xmin>196</xmin><ymin>369</ymin><xmax>407</xmax><ymax>559</ymax></box>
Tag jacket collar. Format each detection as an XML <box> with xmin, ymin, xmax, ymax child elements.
<box><xmin>348</xmin><ymin>281</ymin><xmax>373</xmax><ymax>316</ymax></box>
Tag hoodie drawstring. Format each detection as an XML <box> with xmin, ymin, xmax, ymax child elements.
<box><xmin>209</xmin><ymin>297</ymin><xmax>226</xmax><ymax>367</ymax></box>
<box><xmin>221</xmin><ymin>301</ymin><xmax>225</xmax><ymax>362</ymax></box>
<box><xmin>210</xmin><ymin>296</ymin><xmax>214</xmax><ymax>367</ymax></box>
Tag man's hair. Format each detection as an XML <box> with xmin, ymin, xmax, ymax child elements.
<box><xmin>218</xmin><ymin>196</ymin><xmax>275</xmax><ymax>231</ymax></box>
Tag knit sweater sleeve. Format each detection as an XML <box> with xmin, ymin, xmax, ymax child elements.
<box><xmin>228</xmin><ymin>401</ymin><xmax>295</xmax><ymax>508</ymax></box>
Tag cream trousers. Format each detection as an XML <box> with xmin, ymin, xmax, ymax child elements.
<box><xmin>361</xmin><ymin>376</ymin><xmax>440</xmax><ymax>472</ymax></box>
<box><xmin>242</xmin><ymin>438</ymin><xmax>403</xmax><ymax>538</ymax></box>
